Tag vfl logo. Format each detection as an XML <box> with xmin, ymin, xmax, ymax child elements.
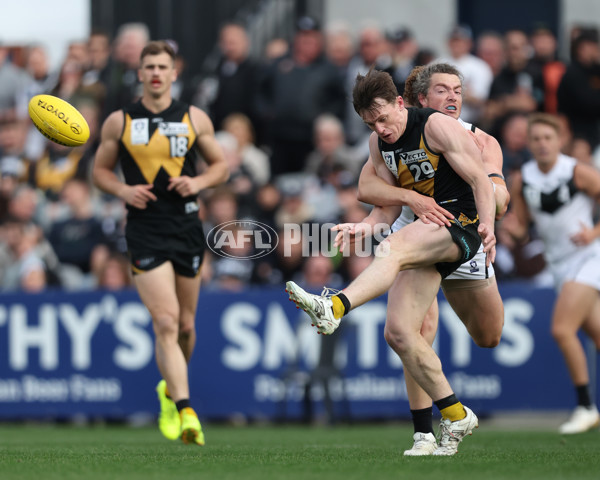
<box><xmin>208</xmin><ymin>220</ymin><xmax>278</xmax><ymax>259</ymax></box>
<box><xmin>381</xmin><ymin>151</ymin><xmax>398</xmax><ymax>176</ymax></box>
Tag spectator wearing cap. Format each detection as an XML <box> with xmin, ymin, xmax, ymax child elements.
<box><xmin>256</xmin><ymin>16</ymin><xmax>346</xmax><ymax>177</ymax></box>
<box><xmin>384</xmin><ymin>26</ymin><xmax>420</xmax><ymax>96</ymax></box>
<box><xmin>434</xmin><ymin>24</ymin><xmax>493</xmax><ymax>124</ymax></box>
<box><xmin>557</xmin><ymin>27</ymin><xmax>600</xmax><ymax>154</ymax></box>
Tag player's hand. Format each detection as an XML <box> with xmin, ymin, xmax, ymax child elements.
<box><xmin>407</xmin><ymin>193</ymin><xmax>453</xmax><ymax>226</ymax></box>
<box><xmin>570</xmin><ymin>222</ymin><xmax>595</xmax><ymax>246</ymax></box>
<box><xmin>122</xmin><ymin>184</ymin><xmax>157</xmax><ymax>209</ymax></box>
<box><xmin>332</xmin><ymin>222</ymin><xmax>374</xmax><ymax>252</ymax></box>
<box><xmin>478</xmin><ymin>222</ymin><xmax>496</xmax><ymax>266</ymax></box>
<box><xmin>168</xmin><ymin>176</ymin><xmax>199</xmax><ymax>196</ymax></box>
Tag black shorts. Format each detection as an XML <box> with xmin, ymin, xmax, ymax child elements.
<box><xmin>435</xmin><ymin>211</ymin><xmax>481</xmax><ymax>279</ymax></box>
<box><xmin>126</xmin><ymin>215</ymin><xmax>206</xmax><ymax>278</ymax></box>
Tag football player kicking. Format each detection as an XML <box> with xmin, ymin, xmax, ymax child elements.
<box><xmin>331</xmin><ymin>63</ymin><xmax>509</xmax><ymax>455</ymax></box>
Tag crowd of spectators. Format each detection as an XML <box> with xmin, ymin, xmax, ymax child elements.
<box><xmin>1</xmin><ymin>16</ymin><xmax>600</xmax><ymax>293</ymax></box>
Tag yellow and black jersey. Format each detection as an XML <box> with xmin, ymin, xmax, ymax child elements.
<box><xmin>378</xmin><ymin>107</ymin><xmax>476</xmax><ymax>216</ymax></box>
<box><xmin>119</xmin><ymin>99</ymin><xmax>200</xmax><ymax>219</ymax></box>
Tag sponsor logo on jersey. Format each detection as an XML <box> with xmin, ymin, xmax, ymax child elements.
<box><xmin>399</xmin><ymin>149</ymin><xmax>428</xmax><ymax>165</ymax></box>
<box><xmin>158</xmin><ymin>122</ymin><xmax>189</xmax><ymax>136</ymax></box>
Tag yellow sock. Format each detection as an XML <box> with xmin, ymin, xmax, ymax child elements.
<box><xmin>440</xmin><ymin>402</ymin><xmax>466</xmax><ymax>422</ymax></box>
<box><xmin>164</xmin><ymin>384</ymin><xmax>171</xmax><ymax>398</ymax></box>
<box><xmin>331</xmin><ymin>295</ymin><xmax>345</xmax><ymax>319</ymax></box>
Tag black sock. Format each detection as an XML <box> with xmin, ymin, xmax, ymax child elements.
<box><xmin>336</xmin><ymin>292</ymin><xmax>351</xmax><ymax>315</ymax></box>
<box><xmin>434</xmin><ymin>393</ymin><xmax>459</xmax><ymax>411</ymax></box>
<box><xmin>576</xmin><ymin>384</ymin><xmax>592</xmax><ymax>408</ymax></box>
<box><xmin>411</xmin><ymin>407</ymin><xmax>434</xmax><ymax>435</ymax></box>
<box><xmin>175</xmin><ymin>399</ymin><xmax>191</xmax><ymax>412</ymax></box>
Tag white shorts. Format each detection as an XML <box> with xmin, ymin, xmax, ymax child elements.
<box><xmin>391</xmin><ymin>208</ymin><xmax>494</xmax><ymax>281</ymax></box>
<box><xmin>548</xmin><ymin>244</ymin><xmax>600</xmax><ymax>291</ymax></box>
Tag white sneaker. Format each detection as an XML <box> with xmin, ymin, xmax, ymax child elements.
<box><xmin>433</xmin><ymin>406</ymin><xmax>478</xmax><ymax>456</ymax></box>
<box><xmin>285</xmin><ymin>282</ymin><xmax>340</xmax><ymax>335</ymax></box>
<box><xmin>559</xmin><ymin>406</ymin><xmax>600</xmax><ymax>434</ymax></box>
<box><xmin>403</xmin><ymin>432</ymin><xmax>437</xmax><ymax>456</ymax></box>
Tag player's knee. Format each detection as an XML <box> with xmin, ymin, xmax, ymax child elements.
<box><xmin>179</xmin><ymin>322</ymin><xmax>194</xmax><ymax>339</ymax></box>
<box><xmin>153</xmin><ymin>311</ymin><xmax>180</xmax><ymax>339</ymax></box>
<box><xmin>420</xmin><ymin>321</ymin><xmax>437</xmax><ymax>345</ymax></box>
<box><xmin>472</xmin><ymin>332</ymin><xmax>501</xmax><ymax>349</ymax></box>
<box><xmin>383</xmin><ymin>324</ymin><xmax>411</xmax><ymax>354</ymax></box>
<box><xmin>374</xmin><ymin>238</ymin><xmax>409</xmax><ymax>269</ymax></box>
<box><xmin>550</xmin><ymin>323</ymin><xmax>572</xmax><ymax>343</ymax></box>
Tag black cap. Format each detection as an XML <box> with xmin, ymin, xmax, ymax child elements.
<box><xmin>448</xmin><ymin>24</ymin><xmax>473</xmax><ymax>41</ymax></box>
<box><xmin>574</xmin><ymin>27</ymin><xmax>599</xmax><ymax>45</ymax></box>
<box><xmin>387</xmin><ymin>26</ymin><xmax>413</xmax><ymax>44</ymax></box>
<box><xmin>296</xmin><ymin>15</ymin><xmax>320</xmax><ymax>33</ymax></box>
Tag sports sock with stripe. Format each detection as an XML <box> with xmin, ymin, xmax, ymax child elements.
<box><xmin>434</xmin><ymin>394</ymin><xmax>466</xmax><ymax>421</ymax></box>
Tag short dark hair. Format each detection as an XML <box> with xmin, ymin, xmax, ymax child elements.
<box><xmin>403</xmin><ymin>63</ymin><xmax>463</xmax><ymax>107</ymax></box>
<box><xmin>352</xmin><ymin>68</ymin><xmax>398</xmax><ymax>116</ymax></box>
<box><xmin>140</xmin><ymin>40</ymin><xmax>176</xmax><ymax>63</ymax></box>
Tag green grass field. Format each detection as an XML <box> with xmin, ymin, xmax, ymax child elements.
<box><xmin>0</xmin><ymin>422</ymin><xmax>598</xmax><ymax>480</ymax></box>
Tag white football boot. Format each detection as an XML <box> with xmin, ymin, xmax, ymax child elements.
<box><xmin>285</xmin><ymin>282</ymin><xmax>340</xmax><ymax>335</ymax></box>
<box><xmin>403</xmin><ymin>432</ymin><xmax>437</xmax><ymax>456</ymax></box>
<box><xmin>433</xmin><ymin>406</ymin><xmax>479</xmax><ymax>456</ymax></box>
<box><xmin>559</xmin><ymin>406</ymin><xmax>600</xmax><ymax>434</ymax></box>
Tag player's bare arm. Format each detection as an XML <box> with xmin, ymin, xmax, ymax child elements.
<box><xmin>570</xmin><ymin>162</ymin><xmax>600</xmax><ymax>245</ymax></box>
<box><xmin>474</xmin><ymin>129</ymin><xmax>510</xmax><ymax>219</ymax></box>
<box><xmin>167</xmin><ymin>106</ymin><xmax>229</xmax><ymax>196</ymax></box>
<box><xmin>93</xmin><ymin>111</ymin><xmax>158</xmax><ymax>209</ymax></box>
<box><xmin>425</xmin><ymin>113</ymin><xmax>496</xmax><ymax>259</ymax></box>
<box><xmin>500</xmin><ymin>170</ymin><xmax>530</xmax><ymax>241</ymax></box>
<box><xmin>365</xmin><ymin>133</ymin><xmax>453</xmax><ymax>226</ymax></box>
